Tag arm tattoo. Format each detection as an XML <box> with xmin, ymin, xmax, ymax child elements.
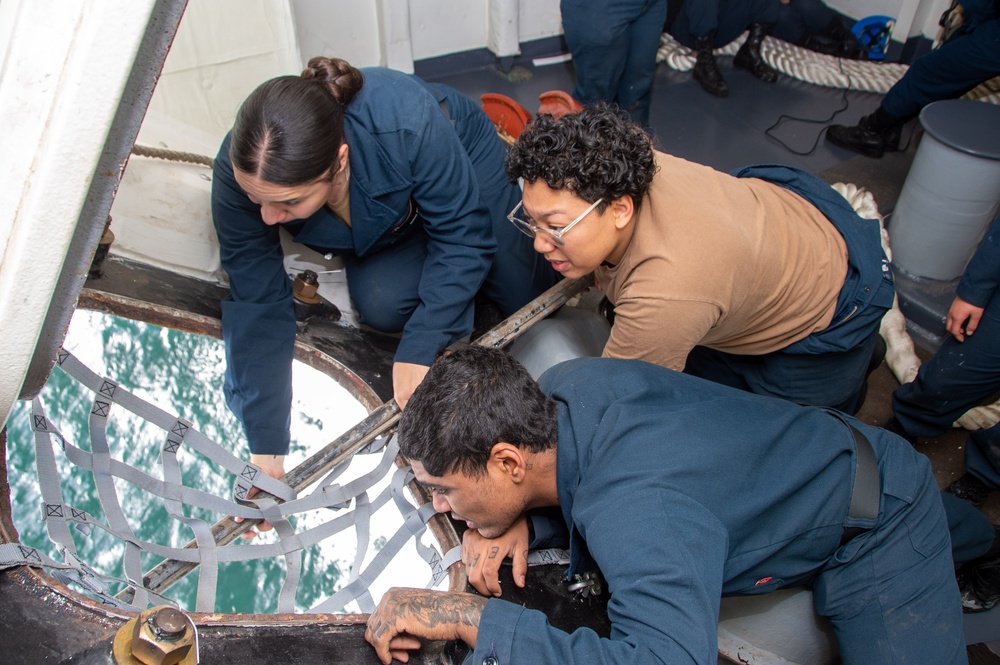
<box><xmin>397</xmin><ymin>590</ymin><xmax>487</xmax><ymax>632</ymax></box>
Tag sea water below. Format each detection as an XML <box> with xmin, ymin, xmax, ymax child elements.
<box><xmin>6</xmin><ymin>310</ymin><xmax>438</xmax><ymax>614</ymax></box>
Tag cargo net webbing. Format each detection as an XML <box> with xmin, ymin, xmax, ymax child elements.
<box><xmin>0</xmin><ymin>348</ymin><xmax>460</xmax><ymax>614</ymax></box>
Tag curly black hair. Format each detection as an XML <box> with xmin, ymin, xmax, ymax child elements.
<box><xmin>505</xmin><ymin>103</ymin><xmax>658</xmax><ymax>211</ymax></box>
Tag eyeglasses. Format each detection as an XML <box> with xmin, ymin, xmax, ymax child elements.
<box><xmin>507</xmin><ymin>198</ymin><xmax>603</xmax><ymax>246</ymax></box>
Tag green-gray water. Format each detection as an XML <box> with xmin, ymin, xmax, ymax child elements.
<box><xmin>5</xmin><ymin>310</ymin><xmax>418</xmax><ymax>614</ymax></box>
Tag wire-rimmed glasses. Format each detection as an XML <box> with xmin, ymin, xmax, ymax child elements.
<box><xmin>507</xmin><ymin>198</ymin><xmax>603</xmax><ymax>246</ymax></box>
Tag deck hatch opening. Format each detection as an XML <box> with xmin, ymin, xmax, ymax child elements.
<box><xmin>5</xmin><ymin>312</ymin><xmax>457</xmax><ymax>614</ymax></box>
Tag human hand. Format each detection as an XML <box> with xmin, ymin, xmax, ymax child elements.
<box><xmin>235</xmin><ymin>453</ymin><xmax>286</xmax><ymax>540</ymax></box>
<box><xmin>393</xmin><ymin>362</ymin><xmax>431</xmax><ymax>410</ymax></box>
<box><xmin>945</xmin><ymin>296</ymin><xmax>984</xmax><ymax>342</ymax></box>
<box><xmin>365</xmin><ymin>588</ymin><xmax>486</xmax><ymax>664</ymax></box>
<box><xmin>463</xmin><ymin>515</ymin><xmax>530</xmax><ymax>597</ymax></box>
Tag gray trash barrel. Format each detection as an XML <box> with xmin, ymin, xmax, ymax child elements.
<box><xmin>890</xmin><ymin>99</ymin><xmax>1000</xmax><ymax>281</ymax></box>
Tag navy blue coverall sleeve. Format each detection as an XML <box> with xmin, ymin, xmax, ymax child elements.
<box><xmin>956</xmin><ymin>214</ymin><xmax>1000</xmax><ymax>308</ymax></box>
<box><xmin>468</xmin><ymin>489</ymin><xmax>730</xmax><ymax>664</ymax></box>
<box><xmin>211</xmin><ymin>135</ymin><xmax>295</xmax><ymax>456</ymax></box>
<box><xmin>386</xmin><ymin>90</ymin><xmax>495</xmax><ymax>366</ymax></box>
<box><xmin>210</xmin><ymin>70</ymin><xmax>499</xmax><ymax>456</ymax></box>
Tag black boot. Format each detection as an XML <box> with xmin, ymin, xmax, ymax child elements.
<box><xmin>692</xmin><ymin>34</ymin><xmax>728</xmax><ymax>97</ymax></box>
<box><xmin>945</xmin><ymin>473</ymin><xmax>993</xmax><ymax>509</ymax></box>
<box><xmin>734</xmin><ymin>23</ymin><xmax>778</xmax><ymax>83</ymax></box>
<box><xmin>821</xmin><ymin>17</ymin><xmax>863</xmax><ymax>60</ymax></box>
<box><xmin>826</xmin><ymin>111</ymin><xmax>902</xmax><ymax>158</ymax></box>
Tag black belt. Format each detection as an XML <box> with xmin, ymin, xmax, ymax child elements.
<box><xmin>835</xmin><ymin>416</ymin><xmax>881</xmax><ymax>546</ymax></box>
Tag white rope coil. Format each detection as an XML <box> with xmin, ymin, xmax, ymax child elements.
<box><xmin>831</xmin><ymin>182</ymin><xmax>923</xmax><ymax>386</ymax></box>
<box><xmin>657</xmin><ymin>31</ymin><xmax>999</xmax><ymax>100</ymax></box>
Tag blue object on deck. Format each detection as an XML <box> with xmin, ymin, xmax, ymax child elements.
<box><xmin>852</xmin><ymin>15</ymin><xmax>895</xmax><ymax>60</ymax></box>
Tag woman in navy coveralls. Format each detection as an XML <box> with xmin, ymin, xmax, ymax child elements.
<box><xmin>211</xmin><ymin>57</ymin><xmax>557</xmax><ymax>482</ymax></box>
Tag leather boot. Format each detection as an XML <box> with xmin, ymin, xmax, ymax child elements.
<box><xmin>692</xmin><ymin>34</ymin><xmax>728</xmax><ymax>98</ymax></box>
<box><xmin>734</xmin><ymin>23</ymin><xmax>778</xmax><ymax>83</ymax></box>
<box><xmin>826</xmin><ymin>112</ymin><xmax>902</xmax><ymax>158</ymax></box>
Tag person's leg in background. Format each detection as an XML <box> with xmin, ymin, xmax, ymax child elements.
<box><xmin>342</xmin><ymin>230</ymin><xmax>429</xmax><ymax>333</ymax></box>
<box><xmin>724</xmin><ymin>0</ymin><xmax>780</xmax><ymax>83</ymax></box>
<box><xmin>961</xmin><ymin>423</ymin><xmax>1000</xmax><ymax>503</ymax></box>
<box><xmin>561</xmin><ymin>0</ymin><xmax>643</xmax><ymax>113</ymax></box>
<box><xmin>669</xmin><ymin>0</ymin><xmax>779</xmax><ymax>96</ymax></box>
<box><xmin>669</xmin><ymin>0</ymin><xmax>729</xmax><ymax>97</ymax></box>
<box><xmin>773</xmin><ymin>0</ymin><xmax>860</xmax><ymax>58</ymax></box>
<box><xmin>827</xmin><ymin>11</ymin><xmax>1000</xmax><ymax>157</ymax></box>
<box><xmin>613</xmin><ymin>0</ymin><xmax>668</xmax><ymax>127</ymax></box>
<box><xmin>885</xmin><ymin>18</ymin><xmax>1000</xmax><ymax>122</ymax></box>
<box><xmin>892</xmin><ymin>287</ymin><xmax>1000</xmax><ymax>437</ymax></box>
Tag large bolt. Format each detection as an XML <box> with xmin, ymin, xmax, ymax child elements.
<box><xmin>293</xmin><ymin>269</ymin><xmax>321</xmax><ymax>304</ymax></box>
<box><xmin>130</xmin><ymin>606</ymin><xmax>196</xmax><ymax>665</ymax></box>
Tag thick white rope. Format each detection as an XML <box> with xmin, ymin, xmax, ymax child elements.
<box><xmin>657</xmin><ymin>32</ymin><xmax>1000</xmax><ymax>102</ymax></box>
<box><xmin>832</xmin><ymin>183</ymin><xmax>922</xmax><ymax>387</ymax></box>
<box><xmin>956</xmin><ymin>401</ymin><xmax>1000</xmax><ymax>430</ymax></box>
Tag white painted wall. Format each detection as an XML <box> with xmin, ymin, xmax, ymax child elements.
<box><xmin>144</xmin><ymin>0</ymin><xmax>301</xmax><ymax>150</ymax></box>
<box><xmin>914</xmin><ymin>0</ymin><xmax>954</xmax><ymax>40</ymax></box>
<box><xmin>410</xmin><ymin>0</ymin><xmax>489</xmax><ymax>59</ymax></box>
<box><xmin>292</xmin><ymin>1</ymin><xmax>384</xmax><ymax>72</ymax></box>
<box><xmin>289</xmin><ymin>0</ymin><xmax>564</xmax><ymax>74</ymax></box>
<box><xmin>828</xmin><ymin>0</ymin><xmax>909</xmax><ymax>20</ymax></box>
<box><xmin>135</xmin><ymin>0</ymin><xmax>565</xmax><ymax>150</ymax></box>
<box><xmin>519</xmin><ymin>0</ymin><xmax>565</xmax><ymax>43</ymax></box>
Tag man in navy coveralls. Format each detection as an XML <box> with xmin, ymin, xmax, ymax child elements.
<box><xmin>366</xmin><ymin>347</ymin><xmax>999</xmax><ymax>665</ymax></box>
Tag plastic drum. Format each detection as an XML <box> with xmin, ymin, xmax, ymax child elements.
<box><xmin>889</xmin><ymin>100</ymin><xmax>1000</xmax><ymax>281</ymax></box>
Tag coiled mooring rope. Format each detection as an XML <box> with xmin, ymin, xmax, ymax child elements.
<box><xmin>656</xmin><ymin>31</ymin><xmax>1000</xmax><ymax>103</ymax></box>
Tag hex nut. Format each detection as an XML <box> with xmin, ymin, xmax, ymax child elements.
<box><xmin>130</xmin><ymin>606</ymin><xmax>195</xmax><ymax>665</ymax></box>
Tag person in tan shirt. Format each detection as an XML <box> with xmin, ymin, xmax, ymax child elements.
<box><xmin>505</xmin><ymin>104</ymin><xmax>894</xmax><ymax>413</ymax></box>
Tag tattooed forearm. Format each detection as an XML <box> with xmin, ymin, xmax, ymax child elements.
<box><xmin>366</xmin><ymin>588</ymin><xmax>488</xmax><ymax>661</ymax></box>
<box><xmin>397</xmin><ymin>589</ymin><xmax>487</xmax><ymax>632</ymax></box>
